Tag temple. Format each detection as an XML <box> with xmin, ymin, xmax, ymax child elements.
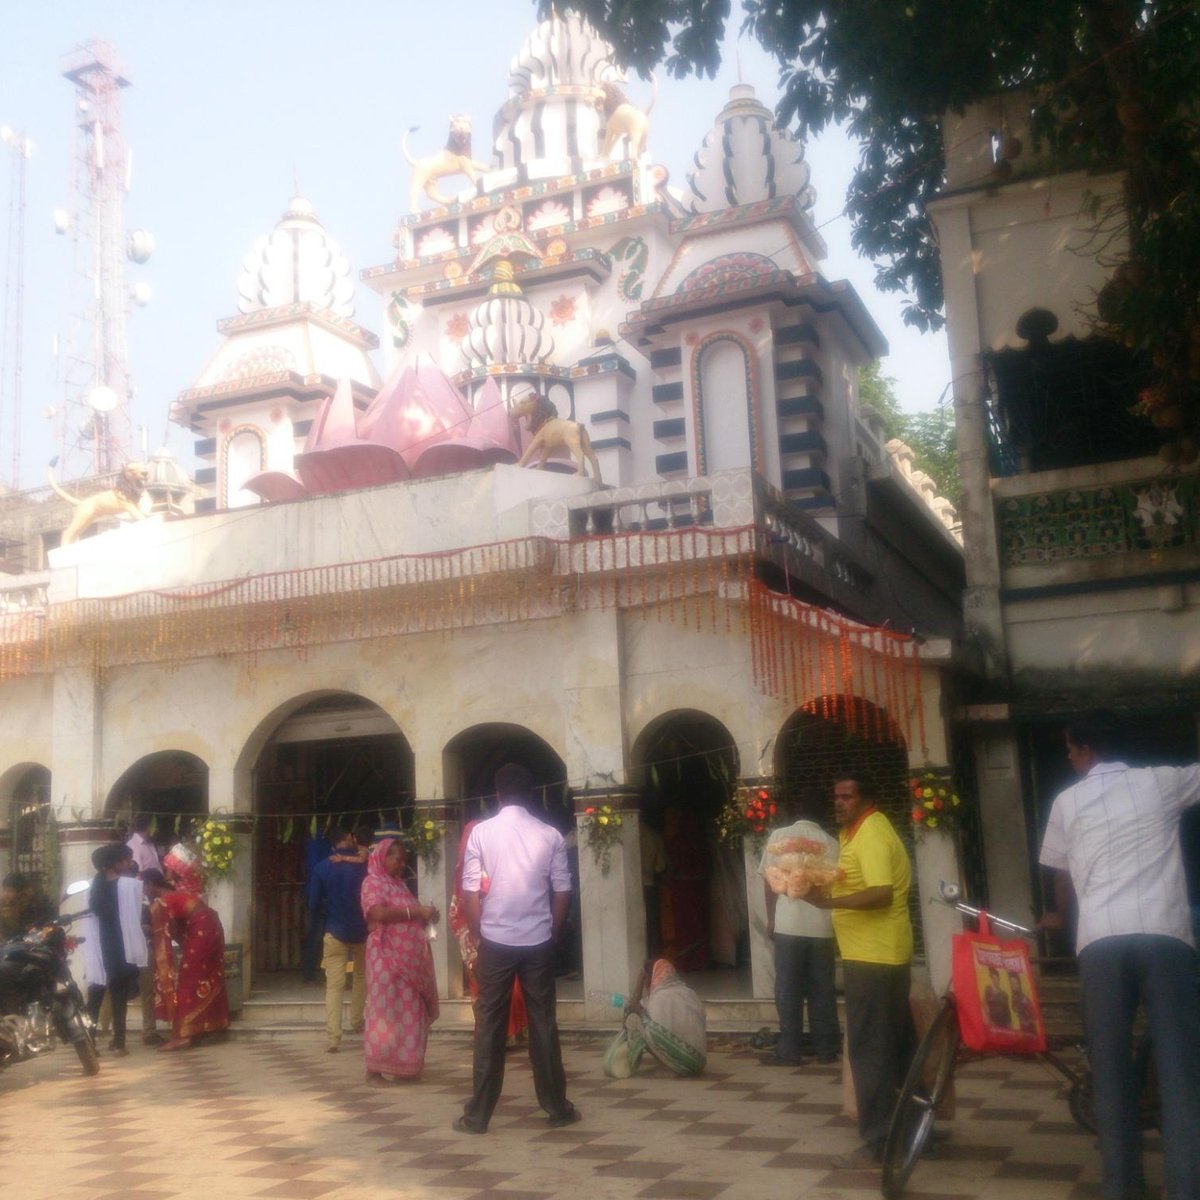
<box><xmin>0</xmin><ymin>12</ymin><xmax>965</xmax><ymax>1019</ymax></box>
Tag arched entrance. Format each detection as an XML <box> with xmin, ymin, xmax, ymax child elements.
<box><xmin>3</xmin><ymin>764</ymin><xmax>52</xmax><ymax>892</ymax></box>
<box><xmin>442</xmin><ymin>723</ymin><xmax>569</xmax><ymax>830</ymax></box>
<box><xmin>442</xmin><ymin>723</ymin><xmax>575</xmax><ymax>976</ymax></box>
<box><xmin>631</xmin><ymin>710</ymin><xmax>740</xmax><ymax>974</ymax></box>
<box><xmin>774</xmin><ymin>695</ymin><xmax>920</xmax><ymax>948</ymax></box>
<box><xmin>106</xmin><ymin>752</ymin><xmax>209</xmax><ymax>845</ymax></box>
<box><xmin>251</xmin><ymin>693</ymin><xmax>413</xmax><ymax>974</ymax></box>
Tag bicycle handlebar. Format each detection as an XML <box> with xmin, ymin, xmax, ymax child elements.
<box><xmin>936</xmin><ymin>881</ymin><xmax>1036</xmax><ymax>937</ymax></box>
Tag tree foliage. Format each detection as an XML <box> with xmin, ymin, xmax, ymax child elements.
<box><xmin>549</xmin><ymin>1</ymin><xmax>1200</xmax><ymax>456</ymax></box>
<box><xmin>859</xmin><ymin>364</ymin><xmax>959</xmax><ymax>502</ymax></box>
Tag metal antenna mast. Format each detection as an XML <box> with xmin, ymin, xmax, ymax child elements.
<box><xmin>1</xmin><ymin>127</ymin><xmax>31</xmax><ymax>488</ymax></box>
<box><xmin>55</xmin><ymin>40</ymin><xmax>153</xmax><ymax>480</ymax></box>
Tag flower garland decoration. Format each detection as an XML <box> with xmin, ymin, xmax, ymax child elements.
<box><xmin>198</xmin><ymin>818</ymin><xmax>235</xmax><ymax>880</ymax></box>
<box><xmin>403</xmin><ymin>817</ymin><xmax>447</xmax><ymax>871</ymax></box>
<box><xmin>580</xmin><ymin>803</ymin><xmax>623</xmax><ymax>876</ymax></box>
<box><xmin>909</xmin><ymin>771</ymin><xmax>963</xmax><ymax>835</ymax></box>
<box><xmin>716</xmin><ymin>786</ymin><xmax>777</xmax><ymax>852</ymax></box>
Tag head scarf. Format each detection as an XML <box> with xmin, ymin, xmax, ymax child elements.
<box><xmin>164</xmin><ymin>843</ymin><xmax>205</xmax><ymax>896</ymax></box>
<box><xmin>368</xmin><ymin>837</ymin><xmax>401</xmax><ymax>881</ymax></box>
<box><xmin>649</xmin><ymin>958</ymin><xmax>680</xmax><ymax>992</ymax></box>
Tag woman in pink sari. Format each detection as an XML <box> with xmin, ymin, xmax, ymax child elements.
<box><xmin>360</xmin><ymin>838</ymin><xmax>440</xmax><ymax>1085</ymax></box>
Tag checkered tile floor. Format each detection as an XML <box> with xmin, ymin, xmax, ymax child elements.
<box><xmin>0</xmin><ymin>1033</ymin><xmax>1158</xmax><ymax>1200</ymax></box>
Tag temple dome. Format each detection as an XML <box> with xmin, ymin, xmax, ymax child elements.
<box><xmin>686</xmin><ymin>85</ymin><xmax>815</xmax><ymax>215</ymax></box>
<box><xmin>493</xmin><ymin>13</ymin><xmax>623</xmax><ymax>173</ymax></box>
<box><xmin>236</xmin><ymin>193</ymin><xmax>355</xmax><ymax>317</ymax></box>
<box><xmin>506</xmin><ymin>11</ymin><xmax>622</xmax><ymax>95</ymax></box>
<box><xmin>462</xmin><ymin>262</ymin><xmax>554</xmax><ymax>368</ymax></box>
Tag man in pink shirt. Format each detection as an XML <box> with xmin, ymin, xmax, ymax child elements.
<box><xmin>126</xmin><ymin>814</ymin><xmax>162</xmax><ymax>877</ymax></box>
<box><xmin>454</xmin><ymin>763</ymin><xmax>578</xmax><ymax>1134</ymax></box>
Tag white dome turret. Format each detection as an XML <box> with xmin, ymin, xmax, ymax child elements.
<box><xmin>493</xmin><ymin>12</ymin><xmax>623</xmax><ymax>175</ymax></box>
<box><xmin>687</xmin><ymin>85</ymin><xmax>815</xmax><ymax>215</ymax></box>
<box><xmin>236</xmin><ymin>193</ymin><xmax>355</xmax><ymax>317</ymax></box>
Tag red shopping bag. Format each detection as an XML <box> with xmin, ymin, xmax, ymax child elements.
<box><xmin>951</xmin><ymin>912</ymin><xmax>1046</xmax><ymax>1053</ymax></box>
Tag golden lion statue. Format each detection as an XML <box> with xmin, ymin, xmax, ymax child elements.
<box><xmin>600</xmin><ymin>78</ymin><xmax>656</xmax><ymax>160</ymax></box>
<box><xmin>47</xmin><ymin>461</ymin><xmax>151</xmax><ymax>545</ymax></box>
<box><xmin>402</xmin><ymin>115</ymin><xmax>491</xmax><ymax>211</ymax></box>
<box><xmin>511</xmin><ymin>393</ymin><xmax>602</xmax><ymax>483</ymax></box>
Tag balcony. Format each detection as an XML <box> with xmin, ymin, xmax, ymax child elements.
<box><xmin>994</xmin><ymin>456</ymin><xmax>1198</xmax><ymax>594</ymax></box>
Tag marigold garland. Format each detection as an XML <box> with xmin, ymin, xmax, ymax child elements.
<box><xmin>909</xmin><ymin>771</ymin><xmax>963</xmax><ymax>836</ymax></box>
<box><xmin>580</xmin><ymin>803</ymin><xmax>623</xmax><ymax>876</ymax></box>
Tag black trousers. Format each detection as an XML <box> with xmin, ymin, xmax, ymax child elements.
<box><xmin>87</xmin><ymin>973</ymin><xmax>137</xmax><ymax>1050</ymax></box>
<box><xmin>843</xmin><ymin>960</ymin><xmax>914</xmax><ymax>1148</ymax></box>
<box><xmin>774</xmin><ymin>934</ymin><xmax>840</xmax><ymax>1061</ymax></box>
<box><xmin>462</xmin><ymin>938</ymin><xmax>571</xmax><ymax>1130</ymax></box>
<box><xmin>1079</xmin><ymin>935</ymin><xmax>1200</xmax><ymax>1200</ymax></box>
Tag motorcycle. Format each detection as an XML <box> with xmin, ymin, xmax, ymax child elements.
<box><xmin>0</xmin><ymin>880</ymin><xmax>99</xmax><ymax>1076</ymax></box>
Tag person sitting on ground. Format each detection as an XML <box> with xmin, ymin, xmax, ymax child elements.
<box><xmin>604</xmin><ymin>958</ymin><xmax>707</xmax><ymax>1078</ymax></box>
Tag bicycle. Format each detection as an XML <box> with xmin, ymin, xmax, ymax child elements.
<box><xmin>880</xmin><ymin>882</ymin><xmax>1159</xmax><ymax>1200</ymax></box>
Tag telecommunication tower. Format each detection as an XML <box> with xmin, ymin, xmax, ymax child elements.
<box><xmin>1</xmin><ymin>125</ymin><xmax>31</xmax><ymax>488</ymax></box>
<box><xmin>54</xmin><ymin>39</ymin><xmax>154</xmax><ymax>479</ymax></box>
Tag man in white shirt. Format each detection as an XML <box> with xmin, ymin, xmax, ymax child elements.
<box><xmin>1039</xmin><ymin>711</ymin><xmax>1200</xmax><ymax>1200</ymax></box>
<box><xmin>759</xmin><ymin>798</ymin><xmax>840</xmax><ymax>1065</ymax></box>
<box><xmin>124</xmin><ymin>815</ymin><xmax>165</xmax><ymax>1046</ymax></box>
<box><xmin>454</xmin><ymin>763</ymin><xmax>577</xmax><ymax>1134</ymax></box>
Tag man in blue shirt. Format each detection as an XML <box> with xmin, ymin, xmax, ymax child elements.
<box><xmin>310</xmin><ymin>826</ymin><xmax>368</xmax><ymax>1052</ymax></box>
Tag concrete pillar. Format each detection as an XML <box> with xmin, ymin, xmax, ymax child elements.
<box><xmin>205</xmin><ymin>764</ymin><xmax>253</xmax><ymax>990</ymax></box>
<box><xmin>913</xmin><ymin>827</ymin><xmax>962</xmax><ymax>996</ymax></box>
<box><xmin>972</xmin><ymin>725</ymin><xmax>1035</xmax><ymax>924</ymax></box>
<box><xmin>576</xmin><ymin>788</ymin><xmax>644</xmax><ymax>1020</ymax></box>
<box><xmin>737</xmin><ymin>777</ymin><xmax>777</xmax><ymax>1000</ymax></box>
<box><xmin>413</xmin><ymin>801</ymin><xmax>463</xmax><ymax>999</ymax></box>
<box><xmin>50</xmin><ymin>667</ymin><xmax>103</xmax><ymax>819</ymax></box>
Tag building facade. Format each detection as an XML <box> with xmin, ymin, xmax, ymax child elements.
<box><xmin>1</xmin><ymin>13</ymin><xmax>964</xmax><ymax>1010</ymax></box>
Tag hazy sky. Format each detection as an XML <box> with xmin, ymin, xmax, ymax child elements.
<box><xmin>0</xmin><ymin>0</ymin><xmax>949</xmax><ymax>489</ymax></box>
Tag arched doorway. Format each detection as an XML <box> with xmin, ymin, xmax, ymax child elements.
<box><xmin>442</xmin><ymin>723</ymin><xmax>575</xmax><ymax>976</ymax></box>
<box><xmin>774</xmin><ymin>695</ymin><xmax>920</xmax><ymax>949</ymax></box>
<box><xmin>4</xmin><ymin>764</ymin><xmax>52</xmax><ymax>893</ymax></box>
<box><xmin>442</xmin><ymin>723</ymin><xmax>570</xmax><ymax>830</ymax></box>
<box><xmin>631</xmin><ymin>710</ymin><xmax>740</xmax><ymax>974</ymax></box>
<box><xmin>106</xmin><ymin>752</ymin><xmax>209</xmax><ymax>848</ymax></box>
<box><xmin>251</xmin><ymin>693</ymin><xmax>413</xmax><ymax>974</ymax></box>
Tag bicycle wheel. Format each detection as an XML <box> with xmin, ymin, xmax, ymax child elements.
<box><xmin>881</xmin><ymin>996</ymin><xmax>961</xmax><ymax>1200</ymax></box>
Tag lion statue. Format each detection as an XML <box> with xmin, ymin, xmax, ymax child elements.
<box><xmin>599</xmin><ymin>78</ymin><xmax>657</xmax><ymax>160</ymax></box>
<box><xmin>511</xmin><ymin>392</ymin><xmax>602</xmax><ymax>483</ymax></box>
<box><xmin>47</xmin><ymin>461</ymin><xmax>151</xmax><ymax>545</ymax></box>
<box><xmin>402</xmin><ymin>115</ymin><xmax>491</xmax><ymax>211</ymax></box>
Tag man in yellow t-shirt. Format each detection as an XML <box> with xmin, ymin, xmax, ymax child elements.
<box><xmin>809</xmin><ymin>777</ymin><xmax>914</xmax><ymax>1169</ymax></box>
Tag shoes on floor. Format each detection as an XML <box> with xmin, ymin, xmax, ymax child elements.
<box><xmin>761</xmin><ymin>1055</ymin><xmax>803</xmax><ymax>1067</ymax></box>
<box><xmin>351</xmin><ymin>1023</ymin><xmax>365</xmax><ymax>1034</ymax></box>
<box><xmin>830</xmin><ymin>1144</ymin><xmax>882</xmax><ymax>1170</ymax></box>
<box><xmin>452</xmin><ymin>1116</ymin><xmax>487</xmax><ymax>1135</ymax></box>
<box><xmin>142</xmin><ymin>1032</ymin><xmax>167</xmax><ymax>1047</ymax></box>
<box><xmin>108</xmin><ymin>1047</ymin><xmax>130</xmax><ymax>1058</ymax></box>
<box><xmin>326</xmin><ymin>1043</ymin><xmax>339</xmax><ymax>1054</ymax></box>
<box><xmin>546</xmin><ymin>1105</ymin><xmax>581</xmax><ymax>1129</ymax></box>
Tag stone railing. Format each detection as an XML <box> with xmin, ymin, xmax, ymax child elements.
<box><xmin>0</xmin><ymin>573</ymin><xmax>49</xmax><ymax>615</ymax></box>
<box><xmin>531</xmin><ymin>468</ymin><xmax>875</xmax><ymax>611</ymax></box>
<box><xmin>995</xmin><ymin>462</ymin><xmax>1197</xmax><ymax>568</ymax></box>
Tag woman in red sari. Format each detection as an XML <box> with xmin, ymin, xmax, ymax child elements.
<box><xmin>360</xmin><ymin>838</ymin><xmax>440</xmax><ymax>1085</ymax></box>
<box><xmin>143</xmin><ymin>873</ymin><xmax>229</xmax><ymax>1050</ymax></box>
<box><xmin>448</xmin><ymin>819</ymin><xmax>527</xmax><ymax>1044</ymax></box>
<box><xmin>141</xmin><ymin>869</ymin><xmax>177</xmax><ymax>1029</ymax></box>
